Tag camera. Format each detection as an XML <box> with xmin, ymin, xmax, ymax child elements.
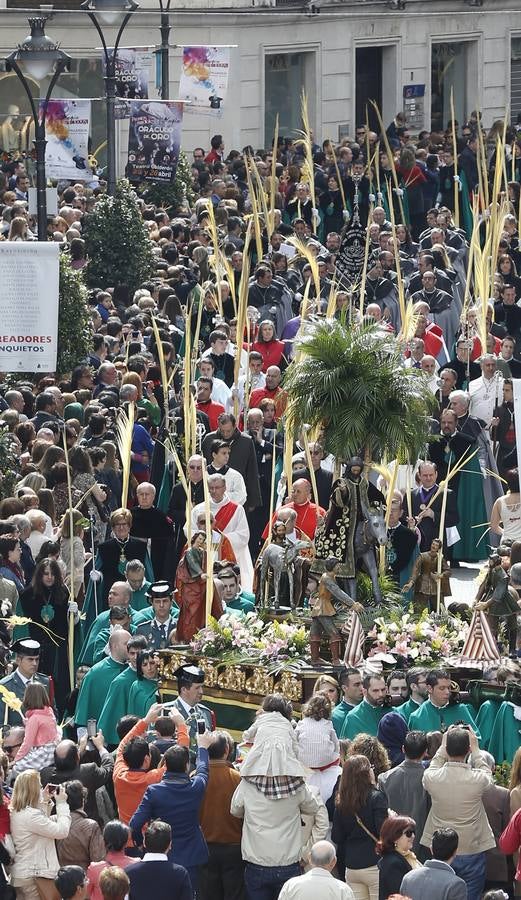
<box><xmin>197</xmin><ymin>719</ymin><xmax>206</xmax><ymax>735</ymax></box>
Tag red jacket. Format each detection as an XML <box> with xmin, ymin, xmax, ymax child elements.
<box><xmin>499</xmin><ymin>807</ymin><xmax>521</xmax><ymax>881</ymax></box>
<box><xmin>113</xmin><ymin>718</ymin><xmax>189</xmax><ymax>825</ymax></box>
<box><xmin>196</xmin><ymin>399</ymin><xmax>225</xmax><ymax>431</ymax></box>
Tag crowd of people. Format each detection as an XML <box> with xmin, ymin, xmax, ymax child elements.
<box><xmin>0</xmin><ymin>109</ymin><xmax>521</xmax><ymax>900</ymax></box>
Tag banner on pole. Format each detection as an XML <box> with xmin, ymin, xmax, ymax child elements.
<box><xmin>42</xmin><ymin>99</ymin><xmax>92</xmax><ymax>182</ymax></box>
<box><xmin>127</xmin><ymin>100</ymin><xmax>183</xmax><ymax>182</ymax></box>
<box><xmin>178</xmin><ymin>46</ymin><xmax>230</xmax><ymax>116</ymax></box>
<box><xmin>0</xmin><ymin>243</ymin><xmax>59</xmax><ymax>373</ymax></box>
<box><xmin>102</xmin><ymin>47</ymin><xmax>153</xmax><ymax>119</ymax></box>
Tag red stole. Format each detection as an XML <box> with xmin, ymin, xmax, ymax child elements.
<box><xmin>214</xmin><ymin>500</ymin><xmax>238</xmax><ymax>532</ymax></box>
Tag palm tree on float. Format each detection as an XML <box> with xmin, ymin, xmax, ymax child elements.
<box><xmin>283</xmin><ymin>320</ymin><xmax>435</xmax><ymax>464</ymax></box>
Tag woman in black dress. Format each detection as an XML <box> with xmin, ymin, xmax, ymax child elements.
<box><xmin>20</xmin><ymin>558</ymin><xmax>71</xmax><ymax>714</ymax></box>
<box><xmin>377</xmin><ymin>815</ymin><xmax>421</xmax><ymax>900</ymax></box>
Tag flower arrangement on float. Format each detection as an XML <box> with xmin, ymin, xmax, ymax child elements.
<box><xmin>190</xmin><ymin>613</ymin><xmax>308</xmax><ymax>666</ymax></box>
<box><xmin>366</xmin><ymin>609</ymin><xmax>469</xmax><ymax>665</ymax></box>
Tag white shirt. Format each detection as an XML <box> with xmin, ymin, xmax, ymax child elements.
<box><xmin>468</xmin><ymin>373</ymin><xmax>504</xmax><ymax>425</ymax></box>
<box><xmin>210</xmin><ymin>465</ymin><xmax>247</xmax><ymax>506</ymax></box>
<box><xmin>278</xmin><ymin>868</ymin><xmax>355</xmax><ymax>900</ymax></box>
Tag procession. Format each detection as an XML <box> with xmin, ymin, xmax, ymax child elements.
<box><xmin>3</xmin><ymin>1</ymin><xmax>521</xmax><ymax>897</ymax></box>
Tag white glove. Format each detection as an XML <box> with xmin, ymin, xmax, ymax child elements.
<box><xmin>453</xmin><ymin>175</ymin><xmax>462</xmax><ymax>191</ymax></box>
<box><xmin>342</xmin><ymin>209</ymin><xmax>349</xmax><ymax>221</ymax></box>
<box><xmin>393</xmin><ymin>188</ymin><xmax>404</xmax><ymax>197</ymax></box>
<box><xmin>368</xmin><ymin>193</ymin><xmax>376</xmax><ymax>203</ymax></box>
<box><xmin>377</xmin><ymin>192</ymin><xmax>384</xmax><ymax>204</ymax></box>
<box><xmin>68</xmin><ymin>600</ymin><xmax>80</xmax><ymax>623</ymax></box>
<box><xmin>312</xmin><ymin>207</ymin><xmax>319</xmax><ymax>217</ymax></box>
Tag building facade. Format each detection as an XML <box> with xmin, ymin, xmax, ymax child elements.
<box><xmin>0</xmin><ymin>0</ymin><xmax>519</xmax><ymax>168</ymax></box>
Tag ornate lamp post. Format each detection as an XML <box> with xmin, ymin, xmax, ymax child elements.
<box><xmin>81</xmin><ymin>0</ymin><xmax>138</xmax><ymax>196</ymax></box>
<box><xmin>5</xmin><ymin>17</ymin><xmax>71</xmax><ymax>241</ymax></box>
<box><xmin>158</xmin><ymin>0</ymin><xmax>172</xmax><ymax>100</ymax></box>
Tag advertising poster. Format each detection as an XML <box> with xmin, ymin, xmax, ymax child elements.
<box><xmin>0</xmin><ymin>243</ymin><xmax>59</xmax><ymax>373</ymax></box>
<box><xmin>178</xmin><ymin>46</ymin><xmax>230</xmax><ymax>116</ymax></box>
<box><xmin>127</xmin><ymin>100</ymin><xmax>183</xmax><ymax>182</ymax></box>
<box><xmin>103</xmin><ymin>47</ymin><xmax>152</xmax><ymax>119</ymax></box>
<box><xmin>41</xmin><ymin>99</ymin><xmax>92</xmax><ymax>181</ymax></box>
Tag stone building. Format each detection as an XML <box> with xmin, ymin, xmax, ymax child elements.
<box><xmin>0</xmin><ymin>0</ymin><xmax>519</xmax><ymax>166</ymax></box>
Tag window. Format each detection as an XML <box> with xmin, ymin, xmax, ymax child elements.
<box><xmin>512</xmin><ymin>37</ymin><xmax>521</xmax><ymax>126</ymax></box>
<box><xmin>264</xmin><ymin>52</ymin><xmax>315</xmax><ymax>146</ymax></box>
<box><xmin>431</xmin><ymin>42</ymin><xmax>469</xmax><ymax>133</ymax></box>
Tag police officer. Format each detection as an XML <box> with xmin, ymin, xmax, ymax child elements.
<box><xmin>0</xmin><ymin>640</ymin><xmax>53</xmax><ymax>726</ymax></box>
<box><xmin>171</xmin><ymin>665</ymin><xmax>214</xmax><ymax>762</ymax></box>
<box><xmin>135</xmin><ymin>581</ymin><xmax>178</xmax><ymax>650</ymax></box>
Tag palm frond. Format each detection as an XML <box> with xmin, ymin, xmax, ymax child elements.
<box><xmin>284</xmin><ymin>320</ymin><xmax>434</xmax><ymax>460</ymax></box>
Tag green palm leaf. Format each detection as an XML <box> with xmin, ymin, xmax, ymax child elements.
<box><xmin>284</xmin><ymin>320</ymin><xmax>435</xmax><ymax>460</ymax></box>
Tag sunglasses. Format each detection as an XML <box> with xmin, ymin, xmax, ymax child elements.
<box><xmin>403</xmin><ymin>829</ymin><xmax>416</xmax><ymax>837</ymax></box>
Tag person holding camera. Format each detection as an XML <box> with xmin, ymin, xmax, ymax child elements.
<box><xmin>421</xmin><ymin>725</ymin><xmax>495</xmax><ymax>900</ymax></box>
<box><xmin>10</xmin><ymin>771</ymin><xmax>71</xmax><ymax>900</ymax></box>
<box><xmin>129</xmin><ymin>726</ymin><xmax>213</xmax><ymax>896</ymax></box>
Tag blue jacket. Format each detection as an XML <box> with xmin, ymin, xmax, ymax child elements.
<box><xmin>128</xmin><ymin>859</ymin><xmax>192</xmax><ymax>900</ymax></box>
<box><xmin>130</xmin><ymin>748</ymin><xmax>209</xmax><ymax>868</ymax></box>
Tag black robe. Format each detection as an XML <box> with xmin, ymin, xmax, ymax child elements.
<box><xmin>131</xmin><ymin>506</ymin><xmax>174</xmax><ymax>581</ymax></box>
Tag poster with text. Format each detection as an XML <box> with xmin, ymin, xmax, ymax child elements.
<box><xmin>127</xmin><ymin>100</ymin><xmax>183</xmax><ymax>182</ymax></box>
<box><xmin>0</xmin><ymin>243</ymin><xmax>59</xmax><ymax>373</ymax></box>
<box><xmin>178</xmin><ymin>46</ymin><xmax>230</xmax><ymax>116</ymax></box>
<box><xmin>42</xmin><ymin>99</ymin><xmax>92</xmax><ymax>182</ymax></box>
<box><xmin>103</xmin><ymin>47</ymin><xmax>152</xmax><ymax>119</ymax></box>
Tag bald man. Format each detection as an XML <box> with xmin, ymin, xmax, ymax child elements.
<box><xmin>263</xmin><ymin>479</ymin><xmax>326</xmax><ymax>542</ymax></box>
<box><xmin>131</xmin><ymin>481</ymin><xmax>174</xmax><ymax>580</ymax></box>
<box><xmin>75</xmin><ymin>629</ymin><xmax>131</xmax><ymax>728</ymax></box>
<box><xmin>249</xmin><ymin>365</ymin><xmax>287</xmax><ymax>419</ymax></box>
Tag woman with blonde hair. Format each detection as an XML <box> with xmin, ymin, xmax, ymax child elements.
<box><xmin>313</xmin><ymin>674</ymin><xmax>340</xmax><ymax>706</ymax></box>
<box><xmin>8</xmin><ymin>217</ymin><xmax>28</xmax><ymax>241</ymax></box>
<box><xmin>10</xmin><ymin>770</ymin><xmax>70</xmax><ymax>900</ymax></box>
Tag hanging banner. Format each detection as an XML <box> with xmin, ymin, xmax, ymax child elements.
<box><xmin>178</xmin><ymin>46</ymin><xmax>230</xmax><ymax>116</ymax></box>
<box><xmin>42</xmin><ymin>99</ymin><xmax>92</xmax><ymax>182</ymax></box>
<box><xmin>127</xmin><ymin>100</ymin><xmax>183</xmax><ymax>183</ymax></box>
<box><xmin>0</xmin><ymin>243</ymin><xmax>59</xmax><ymax>373</ymax></box>
<box><xmin>102</xmin><ymin>47</ymin><xmax>152</xmax><ymax>119</ymax></box>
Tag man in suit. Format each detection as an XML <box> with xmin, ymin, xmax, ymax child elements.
<box><xmin>130</xmin><ymin>728</ymin><xmax>213</xmax><ymax>895</ymax></box>
<box><xmin>0</xmin><ymin>639</ymin><xmax>52</xmax><ymax>725</ymax></box>
<box><xmin>170</xmin><ymin>665</ymin><xmax>214</xmax><ymax>763</ymax></box>
<box><xmin>135</xmin><ymin>582</ymin><xmax>178</xmax><ymax>650</ymax></box>
<box><xmin>378</xmin><ymin>731</ymin><xmax>430</xmax><ymax>861</ymax></box>
<box><xmin>410</xmin><ymin>461</ymin><xmax>459</xmax><ymax>552</ymax></box>
<box><xmin>128</xmin><ymin>820</ymin><xmax>192</xmax><ymax>900</ymax></box>
<box><xmin>400</xmin><ymin>827</ymin><xmax>467</xmax><ymax>900</ymax></box>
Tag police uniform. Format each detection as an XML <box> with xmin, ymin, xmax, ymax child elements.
<box><xmin>171</xmin><ymin>665</ymin><xmax>214</xmax><ymax>762</ymax></box>
<box><xmin>0</xmin><ymin>640</ymin><xmax>52</xmax><ymax>726</ymax></box>
<box><xmin>135</xmin><ymin>581</ymin><xmax>178</xmax><ymax>650</ymax></box>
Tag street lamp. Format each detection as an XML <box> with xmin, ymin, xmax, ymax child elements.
<box><xmin>81</xmin><ymin>0</ymin><xmax>138</xmax><ymax>196</ymax></box>
<box><xmin>157</xmin><ymin>0</ymin><xmax>172</xmax><ymax>100</ymax></box>
<box><xmin>5</xmin><ymin>17</ymin><xmax>70</xmax><ymax>241</ymax></box>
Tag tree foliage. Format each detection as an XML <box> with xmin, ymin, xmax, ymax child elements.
<box><xmin>284</xmin><ymin>320</ymin><xmax>435</xmax><ymax>462</ymax></box>
<box><xmin>56</xmin><ymin>254</ymin><xmax>92</xmax><ymax>376</ymax></box>
<box><xmin>83</xmin><ymin>179</ymin><xmax>155</xmax><ymax>296</ymax></box>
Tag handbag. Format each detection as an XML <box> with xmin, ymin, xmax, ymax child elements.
<box><xmin>34</xmin><ymin>877</ymin><xmax>61</xmax><ymax>900</ymax></box>
<box><xmin>355</xmin><ymin>814</ymin><xmax>379</xmax><ymax>843</ymax></box>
